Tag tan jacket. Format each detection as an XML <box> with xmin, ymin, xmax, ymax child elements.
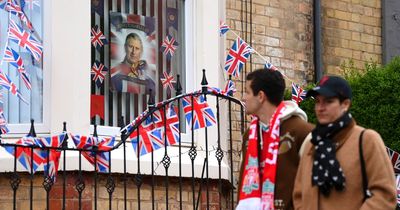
<box><xmin>293</xmin><ymin>121</ymin><xmax>397</xmax><ymax>210</ymax></box>
<box><xmin>239</xmin><ymin>101</ymin><xmax>314</xmax><ymax>210</ymax></box>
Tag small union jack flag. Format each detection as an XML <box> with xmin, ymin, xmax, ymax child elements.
<box><xmin>91</xmin><ymin>60</ymin><xmax>108</xmax><ymax>88</ymax></box>
<box><xmin>265</xmin><ymin>62</ymin><xmax>278</xmax><ymax>71</ymax></box>
<box><xmin>219</xmin><ymin>21</ymin><xmax>230</xmax><ymax>36</ymax></box>
<box><xmin>0</xmin><ymin>71</ymin><xmax>28</xmax><ymax>104</ymax></box>
<box><xmin>4</xmin><ymin>137</ymin><xmax>44</xmax><ymax>173</ymax></box>
<box><xmin>8</xmin><ymin>19</ymin><xmax>42</xmax><ymax>61</ymax></box>
<box><xmin>396</xmin><ymin>175</ymin><xmax>400</xmax><ymax>206</ymax></box>
<box><xmin>182</xmin><ymin>95</ymin><xmax>216</xmax><ymax>130</ymax></box>
<box><xmin>3</xmin><ymin>46</ymin><xmax>31</xmax><ymax>89</ymax></box>
<box><xmin>130</xmin><ymin>118</ymin><xmax>163</xmax><ymax>156</ymax></box>
<box><xmin>223</xmin><ymin>80</ymin><xmax>236</xmax><ymax>96</ymax></box>
<box><xmin>6</xmin><ymin>0</ymin><xmax>33</xmax><ymax>30</ymax></box>
<box><xmin>0</xmin><ymin>109</ymin><xmax>9</xmax><ymax>134</ymax></box>
<box><xmin>151</xmin><ymin>104</ymin><xmax>180</xmax><ymax>146</ymax></box>
<box><xmin>160</xmin><ymin>71</ymin><xmax>176</xmax><ymax>90</ymax></box>
<box><xmin>387</xmin><ymin>147</ymin><xmax>400</xmax><ymax>174</ymax></box>
<box><xmin>91</xmin><ymin>25</ymin><xmax>108</xmax><ymax>51</ymax></box>
<box><xmin>72</xmin><ymin>135</ymin><xmax>115</xmax><ymax>173</ymax></box>
<box><xmin>160</xmin><ymin>35</ymin><xmax>178</xmax><ymax>60</ymax></box>
<box><xmin>291</xmin><ymin>82</ymin><xmax>307</xmax><ymax>105</ymax></box>
<box><xmin>224</xmin><ymin>37</ymin><xmax>253</xmax><ymax>78</ymax></box>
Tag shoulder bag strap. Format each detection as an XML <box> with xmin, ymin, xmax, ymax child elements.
<box><xmin>359</xmin><ymin>129</ymin><xmax>372</xmax><ymax>201</ymax></box>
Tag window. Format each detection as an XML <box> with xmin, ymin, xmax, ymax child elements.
<box><xmin>0</xmin><ymin>1</ymin><xmax>46</xmax><ymax>134</ymax></box>
<box><xmin>91</xmin><ymin>0</ymin><xmax>186</xmax><ymax>128</ymax></box>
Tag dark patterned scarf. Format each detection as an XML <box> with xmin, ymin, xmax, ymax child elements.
<box><xmin>311</xmin><ymin>112</ymin><xmax>353</xmax><ymax>196</ymax></box>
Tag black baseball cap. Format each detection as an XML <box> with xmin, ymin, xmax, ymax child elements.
<box><xmin>306</xmin><ymin>75</ymin><xmax>352</xmax><ymax>99</ymax></box>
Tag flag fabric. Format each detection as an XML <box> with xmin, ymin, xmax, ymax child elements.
<box><xmin>160</xmin><ymin>71</ymin><xmax>176</xmax><ymax>90</ymax></box>
<box><xmin>166</xmin><ymin>7</ymin><xmax>178</xmax><ymax>30</ymax></box>
<box><xmin>125</xmin><ymin>110</ymin><xmax>149</xmax><ymax>133</ymax></box>
<box><xmin>8</xmin><ymin>19</ymin><xmax>42</xmax><ymax>61</ymax></box>
<box><xmin>130</xmin><ymin>117</ymin><xmax>163</xmax><ymax>156</ymax></box>
<box><xmin>182</xmin><ymin>95</ymin><xmax>216</xmax><ymax>130</ymax></box>
<box><xmin>396</xmin><ymin>175</ymin><xmax>400</xmax><ymax>206</ymax></box>
<box><xmin>265</xmin><ymin>62</ymin><xmax>278</xmax><ymax>71</ymax></box>
<box><xmin>91</xmin><ymin>60</ymin><xmax>108</xmax><ymax>88</ymax></box>
<box><xmin>0</xmin><ymin>109</ymin><xmax>9</xmax><ymax>134</ymax></box>
<box><xmin>150</xmin><ymin>104</ymin><xmax>180</xmax><ymax>146</ymax></box>
<box><xmin>71</xmin><ymin>135</ymin><xmax>115</xmax><ymax>173</ymax></box>
<box><xmin>91</xmin><ymin>0</ymin><xmax>104</xmax><ymax>16</ymax></box>
<box><xmin>0</xmin><ymin>0</ymin><xmax>6</xmax><ymax>9</ymax></box>
<box><xmin>291</xmin><ymin>82</ymin><xmax>307</xmax><ymax>104</ymax></box>
<box><xmin>387</xmin><ymin>147</ymin><xmax>400</xmax><ymax>174</ymax></box>
<box><xmin>90</xmin><ymin>94</ymin><xmax>105</xmax><ymax>119</ymax></box>
<box><xmin>0</xmin><ymin>71</ymin><xmax>28</xmax><ymax>104</ymax></box>
<box><xmin>3</xmin><ymin>46</ymin><xmax>31</xmax><ymax>89</ymax></box>
<box><xmin>91</xmin><ymin>25</ymin><xmax>108</xmax><ymax>51</ymax></box>
<box><xmin>223</xmin><ymin>80</ymin><xmax>236</xmax><ymax>96</ymax></box>
<box><xmin>5</xmin><ymin>0</ymin><xmax>33</xmax><ymax>30</ymax></box>
<box><xmin>160</xmin><ymin>35</ymin><xmax>178</xmax><ymax>60</ymax></box>
<box><xmin>219</xmin><ymin>21</ymin><xmax>230</xmax><ymax>36</ymax></box>
<box><xmin>224</xmin><ymin>37</ymin><xmax>253</xmax><ymax>78</ymax></box>
<box><xmin>4</xmin><ymin>137</ymin><xmax>44</xmax><ymax>173</ymax></box>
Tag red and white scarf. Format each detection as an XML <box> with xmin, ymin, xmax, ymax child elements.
<box><xmin>237</xmin><ymin>102</ymin><xmax>286</xmax><ymax>210</ymax></box>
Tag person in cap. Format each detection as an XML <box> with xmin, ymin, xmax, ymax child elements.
<box><xmin>293</xmin><ymin>75</ymin><xmax>396</xmax><ymax>210</ymax></box>
<box><xmin>237</xmin><ymin>69</ymin><xmax>314</xmax><ymax>210</ymax></box>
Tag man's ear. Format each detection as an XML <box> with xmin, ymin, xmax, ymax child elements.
<box><xmin>257</xmin><ymin>90</ymin><xmax>266</xmax><ymax>103</ymax></box>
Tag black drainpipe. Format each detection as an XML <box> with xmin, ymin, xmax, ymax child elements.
<box><xmin>314</xmin><ymin>0</ymin><xmax>323</xmax><ymax>82</ymax></box>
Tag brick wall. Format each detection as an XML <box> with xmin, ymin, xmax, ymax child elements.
<box><xmin>322</xmin><ymin>0</ymin><xmax>382</xmax><ymax>74</ymax></box>
<box><xmin>0</xmin><ymin>173</ymin><xmax>231</xmax><ymax>210</ymax></box>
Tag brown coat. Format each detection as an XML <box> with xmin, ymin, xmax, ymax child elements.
<box><xmin>239</xmin><ymin>115</ymin><xmax>314</xmax><ymax>210</ymax></box>
<box><xmin>293</xmin><ymin>121</ymin><xmax>397</xmax><ymax>210</ymax></box>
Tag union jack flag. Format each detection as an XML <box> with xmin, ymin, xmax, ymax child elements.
<box><xmin>5</xmin><ymin>0</ymin><xmax>33</xmax><ymax>30</ymax></box>
<box><xmin>396</xmin><ymin>175</ymin><xmax>400</xmax><ymax>206</ymax></box>
<box><xmin>160</xmin><ymin>35</ymin><xmax>178</xmax><ymax>60</ymax></box>
<box><xmin>160</xmin><ymin>71</ymin><xmax>176</xmax><ymax>90</ymax></box>
<box><xmin>223</xmin><ymin>80</ymin><xmax>236</xmax><ymax>96</ymax></box>
<box><xmin>0</xmin><ymin>109</ymin><xmax>9</xmax><ymax>134</ymax></box>
<box><xmin>151</xmin><ymin>104</ymin><xmax>180</xmax><ymax>146</ymax></box>
<box><xmin>4</xmin><ymin>137</ymin><xmax>44</xmax><ymax>173</ymax></box>
<box><xmin>130</xmin><ymin>118</ymin><xmax>163</xmax><ymax>156</ymax></box>
<box><xmin>8</xmin><ymin>19</ymin><xmax>42</xmax><ymax>61</ymax></box>
<box><xmin>224</xmin><ymin>37</ymin><xmax>252</xmax><ymax>78</ymax></box>
<box><xmin>291</xmin><ymin>82</ymin><xmax>307</xmax><ymax>104</ymax></box>
<box><xmin>219</xmin><ymin>21</ymin><xmax>230</xmax><ymax>36</ymax></box>
<box><xmin>182</xmin><ymin>95</ymin><xmax>216</xmax><ymax>130</ymax></box>
<box><xmin>265</xmin><ymin>62</ymin><xmax>278</xmax><ymax>71</ymax></box>
<box><xmin>91</xmin><ymin>61</ymin><xmax>108</xmax><ymax>88</ymax></box>
<box><xmin>35</xmin><ymin>133</ymin><xmax>67</xmax><ymax>181</ymax></box>
<box><xmin>124</xmin><ymin>110</ymin><xmax>149</xmax><ymax>134</ymax></box>
<box><xmin>72</xmin><ymin>135</ymin><xmax>115</xmax><ymax>173</ymax></box>
<box><xmin>387</xmin><ymin>147</ymin><xmax>400</xmax><ymax>174</ymax></box>
<box><xmin>3</xmin><ymin>46</ymin><xmax>31</xmax><ymax>89</ymax></box>
<box><xmin>0</xmin><ymin>71</ymin><xmax>28</xmax><ymax>104</ymax></box>
<box><xmin>91</xmin><ymin>25</ymin><xmax>108</xmax><ymax>51</ymax></box>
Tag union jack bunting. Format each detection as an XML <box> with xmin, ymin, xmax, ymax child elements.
<box><xmin>150</xmin><ymin>104</ymin><xmax>180</xmax><ymax>146</ymax></box>
<box><xmin>124</xmin><ymin>110</ymin><xmax>149</xmax><ymax>133</ymax></box>
<box><xmin>72</xmin><ymin>135</ymin><xmax>115</xmax><ymax>173</ymax></box>
<box><xmin>8</xmin><ymin>19</ymin><xmax>42</xmax><ymax>61</ymax></box>
<box><xmin>160</xmin><ymin>35</ymin><xmax>178</xmax><ymax>60</ymax></box>
<box><xmin>4</xmin><ymin>137</ymin><xmax>44</xmax><ymax>173</ymax></box>
<box><xmin>160</xmin><ymin>71</ymin><xmax>176</xmax><ymax>90</ymax></box>
<box><xmin>182</xmin><ymin>95</ymin><xmax>216</xmax><ymax>130</ymax></box>
<box><xmin>0</xmin><ymin>71</ymin><xmax>28</xmax><ymax>104</ymax></box>
<box><xmin>396</xmin><ymin>175</ymin><xmax>400</xmax><ymax>206</ymax></box>
<box><xmin>3</xmin><ymin>46</ymin><xmax>31</xmax><ymax>89</ymax></box>
<box><xmin>91</xmin><ymin>60</ymin><xmax>108</xmax><ymax>88</ymax></box>
<box><xmin>219</xmin><ymin>21</ymin><xmax>230</xmax><ymax>36</ymax></box>
<box><xmin>130</xmin><ymin>118</ymin><xmax>163</xmax><ymax>156</ymax></box>
<box><xmin>224</xmin><ymin>37</ymin><xmax>253</xmax><ymax>78</ymax></box>
<box><xmin>5</xmin><ymin>0</ymin><xmax>33</xmax><ymax>30</ymax></box>
<box><xmin>0</xmin><ymin>109</ymin><xmax>9</xmax><ymax>134</ymax></box>
<box><xmin>35</xmin><ymin>133</ymin><xmax>67</xmax><ymax>181</ymax></box>
<box><xmin>387</xmin><ymin>147</ymin><xmax>400</xmax><ymax>174</ymax></box>
<box><xmin>91</xmin><ymin>25</ymin><xmax>108</xmax><ymax>51</ymax></box>
<box><xmin>291</xmin><ymin>82</ymin><xmax>307</xmax><ymax>104</ymax></box>
<box><xmin>265</xmin><ymin>62</ymin><xmax>278</xmax><ymax>71</ymax></box>
<box><xmin>223</xmin><ymin>80</ymin><xmax>236</xmax><ymax>96</ymax></box>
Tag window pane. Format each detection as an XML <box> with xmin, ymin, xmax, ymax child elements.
<box><xmin>0</xmin><ymin>1</ymin><xmax>44</xmax><ymax>125</ymax></box>
<box><xmin>91</xmin><ymin>0</ymin><xmax>185</xmax><ymax>127</ymax></box>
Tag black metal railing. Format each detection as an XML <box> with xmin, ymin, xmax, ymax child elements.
<box><xmin>0</xmin><ymin>70</ymin><xmax>245</xmax><ymax>210</ymax></box>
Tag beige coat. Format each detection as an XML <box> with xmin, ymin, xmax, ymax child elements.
<box><xmin>293</xmin><ymin>121</ymin><xmax>397</xmax><ymax>210</ymax></box>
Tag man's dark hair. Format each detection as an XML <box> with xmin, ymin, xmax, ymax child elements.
<box><xmin>246</xmin><ymin>69</ymin><xmax>285</xmax><ymax>106</ymax></box>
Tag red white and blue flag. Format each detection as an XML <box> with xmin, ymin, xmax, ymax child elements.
<box><xmin>5</xmin><ymin>0</ymin><xmax>33</xmax><ymax>30</ymax></box>
<box><xmin>4</xmin><ymin>137</ymin><xmax>43</xmax><ymax>173</ymax></box>
<box><xmin>387</xmin><ymin>147</ymin><xmax>400</xmax><ymax>174</ymax></box>
<box><xmin>0</xmin><ymin>109</ymin><xmax>9</xmax><ymax>134</ymax></box>
<box><xmin>91</xmin><ymin>60</ymin><xmax>108</xmax><ymax>88</ymax></box>
<box><xmin>71</xmin><ymin>135</ymin><xmax>115</xmax><ymax>173</ymax></box>
<box><xmin>160</xmin><ymin>71</ymin><xmax>176</xmax><ymax>90</ymax></box>
<box><xmin>151</xmin><ymin>104</ymin><xmax>180</xmax><ymax>146</ymax></box>
<box><xmin>219</xmin><ymin>21</ymin><xmax>230</xmax><ymax>36</ymax></box>
<box><xmin>291</xmin><ymin>82</ymin><xmax>307</xmax><ymax>105</ymax></box>
<box><xmin>3</xmin><ymin>46</ymin><xmax>31</xmax><ymax>89</ymax></box>
<box><xmin>224</xmin><ymin>37</ymin><xmax>253</xmax><ymax>78</ymax></box>
<box><xmin>0</xmin><ymin>71</ymin><xmax>28</xmax><ymax>104</ymax></box>
<box><xmin>265</xmin><ymin>62</ymin><xmax>278</xmax><ymax>71</ymax></box>
<box><xmin>160</xmin><ymin>35</ymin><xmax>178</xmax><ymax>60</ymax></box>
<box><xmin>396</xmin><ymin>175</ymin><xmax>400</xmax><ymax>206</ymax></box>
<box><xmin>223</xmin><ymin>80</ymin><xmax>236</xmax><ymax>96</ymax></box>
<box><xmin>182</xmin><ymin>95</ymin><xmax>216</xmax><ymax>130</ymax></box>
<box><xmin>91</xmin><ymin>25</ymin><xmax>108</xmax><ymax>51</ymax></box>
<box><xmin>130</xmin><ymin>117</ymin><xmax>163</xmax><ymax>156</ymax></box>
<box><xmin>8</xmin><ymin>19</ymin><xmax>42</xmax><ymax>61</ymax></box>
